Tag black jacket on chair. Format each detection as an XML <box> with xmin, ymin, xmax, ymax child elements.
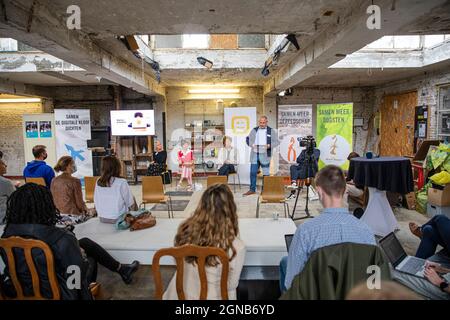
<box><xmin>0</xmin><ymin>223</ymin><xmax>92</xmax><ymax>300</ymax></box>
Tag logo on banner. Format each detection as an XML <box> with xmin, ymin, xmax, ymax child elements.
<box><xmin>65</xmin><ymin>144</ymin><xmax>85</xmax><ymax>161</ymax></box>
<box><xmin>280</xmin><ymin>135</ymin><xmax>304</xmax><ymax>163</ymax></box>
<box><xmin>231</xmin><ymin>116</ymin><xmax>250</xmax><ymax>136</ymax></box>
<box><xmin>318</xmin><ymin>134</ymin><xmax>351</xmax><ymax>167</ymax></box>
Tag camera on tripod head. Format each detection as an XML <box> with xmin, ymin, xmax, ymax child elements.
<box><xmin>298</xmin><ymin>135</ymin><xmax>317</xmax><ymax>154</ymax></box>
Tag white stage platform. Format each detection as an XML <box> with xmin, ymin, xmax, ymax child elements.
<box><xmin>71</xmin><ymin>218</ymin><xmax>296</xmax><ymax>266</ymax></box>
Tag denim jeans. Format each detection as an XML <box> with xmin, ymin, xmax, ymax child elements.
<box><xmin>250</xmin><ymin>153</ymin><xmax>270</xmax><ymax>192</ymax></box>
<box><xmin>416</xmin><ymin>215</ymin><xmax>450</xmax><ymax>259</ymax></box>
<box><xmin>279</xmin><ymin>256</ymin><xmax>288</xmax><ymax>293</ymax></box>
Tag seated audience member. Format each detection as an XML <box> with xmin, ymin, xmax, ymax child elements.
<box><xmin>390</xmin><ymin>216</ymin><xmax>450</xmax><ymax>300</ymax></box>
<box><xmin>51</xmin><ymin>156</ymin><xmax>94</xmax><ymax>225</ymax></box>
<box><xmin>94</xmin><ymin>156</ymin><xmax>137</xmax><ymax>223</ymax></box>
<box><xmin>280</xmin><ymin>165</ymin><xmax>376</xmax><ymax>292</ymax></box>
<box><xmin>289</xmin><ymin>146</ymin><xmax>320</xmax><ymax>186</ymax></box>
<box><xmin>0</xmin><ymin>150</ymin><xmax>3</xmax><ymax>159</ymax></box>
<box><xmin>217</xmin><ymin>136</ymin><xmax>238</xmax><ymax>177</ymax></box>
<box><xmin>344</xmin><ymin>152</ymin><xmax>365</xmax><ymax>214</ymax></box>
<box><xmin>177</xmin><ymin>140</ymin><xmax>194</xmax><ymax>191</ymax></box>
<box><xmin>346</xmin><ymin>281</ymin><xmax>420</xmax><ymax>300</ymax></box>
<box><xmin>147</xmin><ymin>140</ymin><xmax>167</xmax><ymax>176</ymax></box>
<box><xmin>163</xmin><ymin>184</ymin><xmax>246</xmax><ymax>300</ymax></box>
<box><xmin>0</xmin><ymin>184</ymin><xmax>139</xmax><ymax>299</ymax></box>
<box><xmin>23</xmin><ymin>145</ymin><xmax>55</xmax><ymax>188</ymax></box>
<box><xmin>0</xmin><ymin>158</ymin><xmax>15</xmax><ymax>224</ymax></box>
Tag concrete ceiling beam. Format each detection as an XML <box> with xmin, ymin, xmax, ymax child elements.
<box><xmin>263</xmin><ymin>0</ymin><xmax>448</xmax><ymax>96</ymax></box>
<box><xmin>0</xmin><ymin>0</ymin><xmax>165</xmax><ymax>96</ymax></box>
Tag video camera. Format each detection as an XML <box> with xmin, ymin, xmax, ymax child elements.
<box><xmin>298</xmin><ymin>135</ymin><xmax>317</xmax><ymax>154</ymax></box>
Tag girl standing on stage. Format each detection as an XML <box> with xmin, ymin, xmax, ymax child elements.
<box><xmin>177</xmin><ymin>140</ymin><xmax>194</xmax><ymax>191</ymax></box>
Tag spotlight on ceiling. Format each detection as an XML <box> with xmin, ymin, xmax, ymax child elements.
<box><xmin>197</xmin><ymin>57</ymin><xmax>213</xmax><ymax>69</ymax></box>
<box><xmin>261</xmin><ymin>34</ymin><xmax>300</xmax><ymax>77</ymax></box>
<box><xmin>278</xmin><ymin>88</ymin><xmax>293</xmax><ymax>97</ymax></box>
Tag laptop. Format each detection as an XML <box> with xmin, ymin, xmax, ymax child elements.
<box><xmin>379</xmin><ymin>232</ymin><xmax>426</xmax><ymax>278</ymax></box>
<box><xmin>284</xmin><ymin>234</ymin><xmax>294</xmax><ymax>252</ymax></box>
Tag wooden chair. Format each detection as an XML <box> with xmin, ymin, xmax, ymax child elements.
<box><xmin>0</xmin><ymin>236</ymin><xmax>60</xmax><ymax>300</ymax></box>
<box><xmin>256</xmin><ymin>176</ymin><xmax>290</xmax><ymax>218</ymax></box>
<box><xmin>141</xmin><ymin>176</ymin><xmax>174</xmax><ymax>218</ymax></box>
<box><xmin>84</xmin><ymin>176</ymin><xmax>99</xmax><ymax>203</ymax></box>
<box><xmin>25</xmin><ymin>177</ymin><xmax>46</xmax><ymax>187</ymax></box>
<box><xmin>0</xmin><ymin>236</ymin><xmax>101</xmax><ymax>300</ymax></box>
<box><xmin>152</xmin><ymin>244</ymin><xmax>229</xmax><ymax>300</ymax></box>
<box><xmin>206</xmin><ymin>175</ymin><xmax>228</xmax><ymax>188</ymax></box>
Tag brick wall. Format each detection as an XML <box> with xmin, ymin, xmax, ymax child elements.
<box><xmin>373</xmin><ymin>69</ymin><xmax>450</xmax><ymax>140</ymax></box>
<box><xmin>0</xmin><ymin>102</ymin><xmax>43</xmax><ymax>175</ymax></box>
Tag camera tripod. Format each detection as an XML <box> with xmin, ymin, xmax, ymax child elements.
<box><xmin>290</xmin><ymin>151</ymin><xmax>316</xmax><ymax>221</ymax></box>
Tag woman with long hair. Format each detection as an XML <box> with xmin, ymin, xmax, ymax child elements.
<box><xmin>0</xmin><ymin>183</ymin><xmax>139</xmax><ymax>299</ymax></box>
<box><xmin>163</xmin><ymin>184</ymin><xmax>246</xmax><ymax>300</ymax></box>
<box><xmin>51</xmin><ymin>156</ymin><xmax>94</xmax><ymax>225</ymax></box>
<box><xmin>94</xmin><ymin>156</ymin><xmax>137</xmax><ymax>223</ymax></box>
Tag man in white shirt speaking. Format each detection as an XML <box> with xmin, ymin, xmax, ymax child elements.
<box><xmin>244</xmin><ymin>115</ymin><xmax>278</xmax><ymax>196</ymax></box>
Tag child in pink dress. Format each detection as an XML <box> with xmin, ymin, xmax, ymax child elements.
<box><xmin>177</xmin><ymin>140</ymin><xmax>194</xmax><ymax>191</ymax></box>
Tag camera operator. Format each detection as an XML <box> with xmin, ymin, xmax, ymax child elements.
<box><xmin>289</xmin><ymin>136</ymin><xmax>320</xmax><ymax>186</ymax></box>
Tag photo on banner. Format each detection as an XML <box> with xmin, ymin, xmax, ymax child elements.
<box><xmin>224</xmin><ymin>107</ymin><xmax>257</xmax><ymax>185</ymax></box>
<box><xmin>54</xmin><ymin>109</ymin><xmax>93</xmax><ymax>181</ymax></box>
<box><xmin>277</xmin><ymin>105</ymin><xmax>313</xmax><ymax>176</ymax></box>
<box><xmin>316</xmin><ymin>103</ymin><xmax>353</xmax><ymax>170</ymax></box>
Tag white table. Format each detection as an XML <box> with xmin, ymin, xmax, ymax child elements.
<box><xmin>361</xmin><ymin>187</ymin><xmax>399</xmax><ymax>236</ymax></box>
<box><xmin>72</xmin><ymin>217</ymin><xmax>296</xmax><ymax>266</ymax></box>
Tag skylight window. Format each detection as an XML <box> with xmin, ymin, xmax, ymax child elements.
<box><xmin>182</xmin><ymin>34</ymin><xmax>209</xmax><ymax>49</ymax></box>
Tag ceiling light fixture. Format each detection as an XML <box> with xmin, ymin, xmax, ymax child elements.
<box><xmin>188</xmin><ymin>88</ymin><xmax>240</xmax><ymax>94</ymax></box>
<box><xmin>0</xmin><ymin>98</ymin><xmax>41</xmax><ymax>103</ymax></box>
<box><xmin>262</xmin><ymin>34</ymin><xmax>300</xmax><ymax>77</ymax></box>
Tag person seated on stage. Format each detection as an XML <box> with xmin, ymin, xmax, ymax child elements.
<box><xmin>94</xmin><ymin>156</ymin><xmax>137</xmax><ymax>224</ymax></box>
<box><xmin>23</xmin><ymin>145</ymin><xmax>55</xmax><ymax>188</ymax></box>
<box><xmin>344</xmin><ymin>152</ymin><xmax>365</xmax><ymax>215</ymax></box>
<box><xmin>163</xmin><ymin>184</ymin><xmax>246</xmax><ymax>300</ymax></box>
<box><xmin>147</xmin><ymin>140</ymin><xmax>167</xmax><ymax>176</ymax></box>
<box><xmin>390</xmin><ymin>216</ymin><xmax>450</xmax><ymax>300</ymax></box>
<box><xmin>217</xmin><ymin>136</ymin><xmax>239</xmax><ymax>177</ymax></box>
<box><xmin>51</xmin><ymin>156</ymin><xmax>95</xmax><ymax>226</ymax></box>
<box><xmin>289</xmin><ymin>146</ymin><xmax>320</xmax><ymax>186</ymax></box>
<box><xmin>0</xmin><ymin>158</ymin><xmax>15</xmax><ymax>225</ymax></box>
<box><xmin>279</xmin><ymin>165</ymin><xmax>376</xmax><ymax>292</ymax></box>
<box><xmin>177</xmin><ymin>140</ymin><xmax>194</xmax><ymax>191</ymax></box>
<box><xmin>0</xmin><ymin>184</ymin><xmax>139</xmax><ymax>300</ymax></box>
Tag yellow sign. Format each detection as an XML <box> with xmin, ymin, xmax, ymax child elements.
<box><xmin>231</xmin><ymin>116</ymin><xmax>250</xmax><ymax>136</ymax></box>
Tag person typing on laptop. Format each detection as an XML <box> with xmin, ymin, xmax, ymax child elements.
<box><xmin>388</xmin><ymin>215</ymin><xmax>450</xmax><ymax>300</ymax></box>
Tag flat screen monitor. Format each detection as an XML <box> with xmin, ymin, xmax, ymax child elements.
<box><xmin>110</xmin><ymin>110</ymin><xmax>155</xmax><ymax>136</ymax></box>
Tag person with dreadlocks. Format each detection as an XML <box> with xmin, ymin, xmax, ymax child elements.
<box><xmin>0</xmin><ymin>183</ymin><xmax>140</xmax><ymax>299</ymax></box>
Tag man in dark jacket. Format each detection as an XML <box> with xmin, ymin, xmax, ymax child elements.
<box><xmin>23</xmin><ymin>145</ymin><xmax>55</xmax><ymax>188</ymax></box>
<box><xmin>289</xmin><ymin>147</ymin><xmax>320</xmax><ymax>185</ymax></box>
<box><xmin>243</xmin><ymin>116</ymin><xmax>279</xmax><ymax>196</ymax></box>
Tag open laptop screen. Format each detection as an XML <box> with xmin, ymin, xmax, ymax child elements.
<box><xmin>379</xmin><ymin>232</ymin><xmax>407</xmax><ymax>267</ymax></box>
<box><xmin>285</xmin><ymin>234</ymin><xmax>294</xmax><ymax>252</ymax></box>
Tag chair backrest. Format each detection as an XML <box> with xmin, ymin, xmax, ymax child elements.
<box><xmin>25</xmin><ymin>177</ymin><xmax>46</xmax><ymax>187</ymax></box>
<box><xmin>0</xmin><ymin>236</ymin><xmax>60</xmax><ymax>300</ymax></box>
<box><xmin>142</xmin><ymin>176</ymin><xmax>165</xmax><ymax>202</ymax></box>
<box><xmin>84</xmin><ymin>176</ymin><xmax>99</xmax><ymax>202</ymax></box>
<box><xmin>152</xmin><ymin>244</ymin><xmax>229</xmax><ymax>300</ymax></box>
<box><xmin>261</xmin><ymin>176</ymin><xmax>286</xmax><ymax>202</ymax></box>
<box><xmin>206</xmin><ymin>176</ymin><xmax>228</xmax><ymax>188</ymax></box>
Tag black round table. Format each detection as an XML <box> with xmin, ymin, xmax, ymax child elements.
<box><xmin>347</xmin><ymin>157</ymin><xmax>413</xmax><ymax>236</ymax></box>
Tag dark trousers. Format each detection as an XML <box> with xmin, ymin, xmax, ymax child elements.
<box><xmin>416</xmin><ymin>215</ymin><xmax>450</xmax><ymax>259</ymax></box>
<box><xmin>218</xmin><ymin>164</ymin><xmax>236</xmax><ymax>176</ymax></box>
<box><xmin>79</xmin><ymin>238</ymin><xmax>121</xmax><ymax>283</ymax></box>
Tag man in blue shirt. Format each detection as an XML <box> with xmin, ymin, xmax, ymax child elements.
<box><xmin>280</xmin><ymin>165</ymin><xmax>376</xmax><ymax>291</ymax></box>
<box><xmin>23</xmin><ymin>145</ymin><xmax>55</xmax><ymax>188</ymax></box>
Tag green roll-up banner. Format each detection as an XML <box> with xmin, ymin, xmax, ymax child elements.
<box><xmin>317</xmin><ymin>103</ymin><xmax>353</xmax><ymax>170</ymax></box>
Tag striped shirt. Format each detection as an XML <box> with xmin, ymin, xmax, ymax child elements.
<box><xmin>285</xmin><ymin>207</ymin><xmax>376</xmax><ymax>289</ymax></box>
